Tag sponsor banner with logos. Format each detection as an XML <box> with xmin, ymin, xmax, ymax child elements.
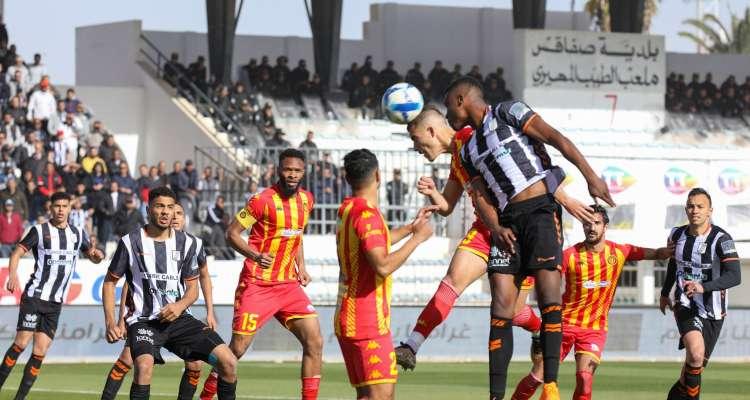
<box><xmin>0</xmin><ymin>305</ymin><xmax>748</xmax><ymax>362</ymax></box>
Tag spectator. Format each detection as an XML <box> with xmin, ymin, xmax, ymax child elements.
<box><xmin>68</xmin><ymin>194</ymin><xmax>93</xmax><ymax>235</ymax></box>
<box><xmin>386</xmin><ymin>168</ymin><xmax>408</xmax><ymax>225</ymax></box>
<box><xmin>135</xmin><ymin>163</ymin><xmax>150</xmax><ymax>200</ymax></box>
<box><xmin>256</xmin><ymin>55</ymin><xmax>272</xmax><ymax>83</ymax></box>
<box><xmin>58</xmin><ymin>113</ymin><xmax>80</xmax><ymax>163</ymax></box>
<box><xmin>687</xmin><ymin>73</ymin><xmax>701</xmax><ymax>95</ymax></box>
<box><xmin>168</xmin><ymin>160</ymin><xmax>188</xmax><ymax>196</ymax></box>
<box><xmin>107</xmin><ymin>149</ymin><xmax>126</xmax><ymax>176</ymax></box>
<box><xmin>81</xmin><ymin>146</ymin><xmax>107</xmax><ymax>174</ymax></box>
<box><xmin>675</xmin><ymin>73</ymin><xmax>686</xmax><ymax>95</ymax></box>
<box><xmin>85</xmin><ymin>161</ymin><xmax>110</xmax><ymax>190</ymax></box>
<box><xmin>50</xmin><ymin>131</ymin><xmax>69</xmax><ymax>167</ymax></box>
<box><xmin>36</xmin><ymin>161</ymin><xmax>62</xmax><ymax>198</ymax></box>
<box><xmin>485</xmin><ymin>78</ymin><xmax>505</xmax><ymax>106</ymax></box>
<box><xmin>235</xmin><ymin>100</ymin><xmax>257</xmax><ymax>126</ymax></box>
<box><xmin>720</xmin><ymin>86</ymin><xmax>743</xmax><ymax>118</ymax></box>
<box><xmin>73</xmin><ymin>102</ymin><xmax>91</xmax><ymax>136</ymax></box>
<box><xmin>315</xmin><ymin>165</ymin><xmax>338</xmax><ymax>232</ymax></box>
<box><xmin>0</xmin><ymin>198</ymin><xmax>23</xmax><ymax>257</ymax></box>
<box><xmin>23</xmin><ymin>140</ymin><xmax>46</xmax><ymax>178</ymax></box>
<box><xmin>428</xmin><ymin>60</ymin><xmax>449</xmax><ymax>96</ymax></box>
<box><xmin>85</xmin><ymin>120</ymin><xmax>107</xmax><ymax>149</ymax></box>
<box><xmin>298</xmin><ymin>130</ymin><xmax>318</xmax><ymax>150</ymax></box>
<box><xmin>421</xmin><ymin>79</ymin><xmax>434</xmax><ymax>101</ymax></box>
<box><xmin>377</xmin><ymin>60</ymin><xmax>402</xmax><ymax>96</ymax></box>
<box><xmin>348</xmin><ymin>75</ymin><xmax>376</xmax><ymax>117</ymax></box>
<box><xmin>244</xmin><ymin>178</ymin><xmax>259</xmax><ymax>200</ymax></box>
<box><xmin>260</xmin><ymin>103</ymin><xmax>276</xmax><ymax>137</ymax></box>
<box><xmin>64</xmin><ymin>88</ymin><xmax>81</xmax><ymax>114</ymax></box>
<box><xmin>266</xmin><ymin>128</ymin><xmax>291</xmax><ymax>148</ymax></box>
<box><xmin>188</xmin><ymin>56</ymin><xmax>208</xmax><ymax>92</ymax></box>
<box><xmin>197</xmin><ymin>166</ymin><xmax>219</xmax><ymax>202</ymax></box>
<box><xmin>341</xmin><ymin>62</ymin><xmax>359</xmax><ymax>92</ymax></box>
<box><xmin>205</xmin><ymin>195</ymin><xmax>227</xmax><ymax>230</ymax></box>
<box><xmin>272</xmin><ymin>56</ymin><xmax>290</xmax><ymax>90</ymax></box>
<box><xmin>272</xmin><ymin>73</ymin><xmax>292</xmax><ymax>98</ymax></box>
<box><xmin>99</xmin><ymin>133</ymin><xmax>120</xmax><ymax>163</ymax></box>
<box><xmin>157</xmin><ymin>160</ymin><xmax>169</xmax><ymax>185</ymax></box>
<box><xmin>405</xmin><ymin>62</ymin><xmax>425</xmax><ymax>91</ymax></box>
<box><xmin>256</xmin><ymin>68</ymin><xmax>275</xmax><ymax>95</ymax></box>
<box><xmin>96</xmin><ymin>180</ymin><xmax>123</xmax><ymax>243</ymax></box>
<box><xmin>702</xmin><ymin>73</ymin><xmax>718</xmax><ymax>98</ymax></box>
<box><xmin>2</xmin><ymin>112</ymin><xmax>23</xmax><ymax>147</ymax></box>
<box><xmin>0</xmin><ymin>67</ymin><xmax>9</xmax><ymax>108</ymax></box>
<box><xmin>259</xmin><ymin>162</ymin><xmax>275</xmax><ymax>189</ymax></box>
<box><xmin>60</xmin><ymin>162</ymin><xmax>82</xmax><ymax>193</ymax></box>
<box><xmin>8</xmin><ymin>69</ymin><xmax>29</xmax><ymax>100</ymax></box>
<box><xmin>449</xmin><ymin>63</ymin><xmax>463</xmax><ymax>82</ymax></box>
<box><xmin>305</xmin><ymin>73</ymin><xmax>322</xmax><ymax>97</ymax></box>
<box><xmin>697</xmin><ymin>88</ymin><xmax>717</xmax><ymax>113</ymax></box>
<box><xmin>229</xmin><ymin>82</ymin><xmax>249</xmax><ymax>110</ymax></box>
<box><xmin>467</xmin><ymin>65</ymin><xmax>483</xmax><ymax>82</ymax></box>
<box><xmin>114</xmin><ymin>194</ymin><xmax>145</xmax><ymax>237</ymax></box>
<box><xmin>6</xmin><ymin>55</ymin><xmax>28</xmax><ymax>86</ymax></box>
<box><xmin>184</xmin><ymin>159</ymin><xmax>199</xmax><ymax>193</ymax></box>
<box><xmin>289</xmin><ymin>59</ymin><xmax>310</xmax><ymax>95</ymax></box>
<box><xmin>739</xmin><ymin>76</ymin><xmax>750</xmax><ymax>98</ymax></box>
<box><xmin>113</xmin><ymin>162</ymin><xmax>137</xmax><ymax>195</ymax></box>
<box><xmin>0</xmin><ymin>176</ymin><xmax>28</xmax><ymax>221</ymax></box>
<box><xmin>430</xmin><ymin>166</ymin><xmax>446</xmax><ymax>192</ymax></box>
<box><xmin>485</xmin><ymin>66</ymin><xmax>506</xmax><ymax>89</ymax></box>
<box><xmin>720</xmin><ymin>75</ymin><xmax>738</xmax><ymax>98</ymax></box>
<box><xmin>241</xmin><ymin>58</ymin><xmax>258</xmax><ymax>89</ymax></box>
<box><xmin>163</xmin><ymin>52</ymin><xmax>186</xmax><ymax>88</ymax></box>
<box><xmin>26</xmin><ymin>76</ymin><xmax>56</xmax><ymax>127</ymax></box>
<box><xmin>140</xmin><ymin>166</ymin><xmax>162</xmax><ymax>203</ymax></box>
<box><xmin>6</xmin><ymin>95</ymin><xmax>26</xmax><ymax>127</ymax></box>
<box><xmin>47</xmin><ymin>99</ymin><xmax>67</xmax><ymax>137</ymax></box>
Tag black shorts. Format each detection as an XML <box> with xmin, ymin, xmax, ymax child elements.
<box><xmin>16</xmin><ymin>295</ymin><xmax>62</xmax><ymax>339</ymax></box>
<box><xmin>674</xmin><ymin>306</ymin><xmax>724</xmax><ymax>364</ymax></box>
<box><xmin>127</xmin><ymin>314</ymin><xmax>224</xmax><ymax>364</ymax></box>
<box><xmin>488</xmin><ymin>193</ymin><xmax>563</xmax><ymax>276</ymax></box>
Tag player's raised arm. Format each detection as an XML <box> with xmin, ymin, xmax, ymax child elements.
<box><xmin>226</xmin><ymin>210</ymin><xmax>273</xmax><ymax>268</ymax></box>
<box><xmin>417</xmin><ymin>176</ymin><xmax>463</xmax><ymax>217</ymax></box>
<box><xmin>524</xmin><ymin>116</ymin><xmax>615</xmax><ymax>207</ymax></box>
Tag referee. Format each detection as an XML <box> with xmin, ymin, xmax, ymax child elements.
<box><xmin>102</xmin><ymin>187</ymin><xmax>238</xmax><ymax>400</ymax></box>
<box><xmin>661</xmin><ymin>188</ymin><xmax>741</xmax><ymax>400</ymax></box>
<box><xmin>0</xmin><ymin>192</ymin><xmax>104</xmax><ymax>399</ymax></box>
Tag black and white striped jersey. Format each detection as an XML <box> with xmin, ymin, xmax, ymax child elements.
<box><xmin>108</xmin><ymin>228</ymin><xmax>200</xmax><ymax>325</ymax></box>
<box><xmin>460</xmin><ymin>100</ymin><xmax>563</xmax><ymax>211</ymax></box>
<box><xmin>19</xmin><ymin>222</ymin><xmax>92</xmax><ymax>303</ymax></box>
<box><xmin>666</xmin><ymin>224</ymin><xmax>739</xmax><ymax>320</ymax></box>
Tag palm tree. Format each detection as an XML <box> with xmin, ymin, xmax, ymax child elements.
<box><xmin>584</xmin><ymin>0</ymin><xmax>659</xmax><ymax>32</ymax></box>
<box><xmin>679</xmin><ymin>7</ymin><xmax>750</xmax><ymax>54</ymax></box>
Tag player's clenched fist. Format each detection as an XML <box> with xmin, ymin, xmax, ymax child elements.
<box><xmin>5</xmin><ymin>272</ymin><xmax>20</xmax><ymax>293</ymax></box>
<box><xmin>158</xmin><ymin>303</ymin><xmax>185</xmax><ymax>322</ymax></box>
<box><xmin>106</xmin><ymin>322</ymin><xmax>124</xmax><ymax>343</ymax></box>
<box><xmin>416</xmin><ymin>176</ymin><xmax>437</xmax><ymax>196</ymax></box>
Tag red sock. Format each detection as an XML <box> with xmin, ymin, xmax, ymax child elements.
<box><xmin>512</xmin><ymin>304</ymin><xmax>542</xmax><ymax>333</ymax></box>
<box><xmin>302</xmin><ymin>376</ymin><xmax>321</xmax><ymax>400</ymax></box>
<box><xmin>573</xmin><ymin>370</ymin><xmax>593</xmax><ymax>400</ymax></box>
<box><xmin>199</xmin><ymin>370</ymin><xmax>218</xmax><ymax>400</ymax></box>
<box><xmin>413</xmin><ymin>279</ymin><xmax>459</xmax><ymax>338</ymax></box>
<box><xmin>511</xmin><ymin>372</ymin><xmax>543</xmax><ymax>400</ymax></box>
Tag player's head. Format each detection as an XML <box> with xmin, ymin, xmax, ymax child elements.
<box><xmin>407</xmin><ymin>106</ymin><xmax>454</xmax><ymax>162</ymax></box>
<box><xmin>344</xmin><ymin>149</ymin><xmax>379</xmax><ymax>192</ymax></box>
<box><xmin>277</xmin><ymin>148</ymin><xmax>306</xmax><ymax>197</ymax></box>
<box><xmin>147</xmin><ymin>186</ymin><xmax>177</xmax><ymax>230</ymax></box>
<box><xmin>443</xmin><ymin>76</ymin><xmax>486</xmax><ymax>131</ymax></box>
<box><xmin>582</xmin><ymin>204</ymin><xmax>609</xmax><ymax>245</ymax></box>
<box><xmin>50</xmin><ymin>192</ymin><xmax>71</xmax><ymax>225</ymax></box>
<box><xmin>685</xmin><ymin>187</ymin><xmax>712</xmax><ymax>228</ymax></box>
<box><xmin>171</xmin><ymin>203</ymin><xmax>185</xmax><ymax>231</ymax></box>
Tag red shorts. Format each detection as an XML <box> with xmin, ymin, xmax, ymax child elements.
<box><xmin>337</xmin><ymin>335</ymin><xmax>397</xmax><ymax>387</ymax></box>
<box><xmin>232</xmin><ymin>281</ymin><xmax>317</xmax><ymax>336</ymax></box>
<box><xmin>457</xmin><ymin>222</ymin><xmax>535</xmax><ymax>290</ymax></box>
<box><xmin>560</xmin><ymin>324</ymin><xmax>607</xmax><ymax>363</ymax></box>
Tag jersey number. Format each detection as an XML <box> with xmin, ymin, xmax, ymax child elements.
<box><xmin>240</xmin><ymin>313</ymin><xmax>259</xmax><ymax>332</ymax></box>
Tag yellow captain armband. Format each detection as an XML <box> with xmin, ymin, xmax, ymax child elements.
<box><xmin>236</xmin><ymin>208</ymin><xmax>256</xmax><ymax>229</ymax></box>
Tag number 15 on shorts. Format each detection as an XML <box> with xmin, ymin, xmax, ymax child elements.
<box><xmin>240</xmin><ymin>313</ymin><xmax>258</xmax><ymax>333</ymax></box>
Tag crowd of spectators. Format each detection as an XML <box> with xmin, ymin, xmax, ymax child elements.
<box><xmin>666</xmin><ymin>73</ymin><xmax>750</xmax><ymax>117</ymax></box>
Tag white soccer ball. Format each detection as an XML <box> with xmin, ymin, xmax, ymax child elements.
<box><xmin>381</xmin><ymin>82</ymin><xmax>424</xmax><ymax>124</ymax></box>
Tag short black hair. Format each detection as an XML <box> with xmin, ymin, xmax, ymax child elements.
<box><xmin>344</xmin><ymin>149</ymin><xmax>378</xmax><ymax>189</ymax></box>
<box><xmin>50</xmin><ymin>192</ymin><xmax>71</xmax><ymax>203</ymax></box>
<box><xmin>148</xmin><ymin>186</ymin><xmax>177</xmax><ymax>204</ymax></box>
<box><xmin>589</xmin><ymin>204</ymin><xmax>610</xmax><ymax>225</ymax></box>
<box><xmin>278</xmin><ymin>148</ymin><xmax>306</xmax><ymax>165</ymax></box>
<box><xmin>443</xmin><ymin>75</ymin><xmax>484</xmax><ymax>99</ymax></box>
<box><xmin>687</xmin><ymin>187</ymin><xmax>712</xmax><ymax>206</ymax></box>
<box><xmin>406</xmin><ymin>105</ymin><xmax>444</xmax><ymax>133</ymax></box>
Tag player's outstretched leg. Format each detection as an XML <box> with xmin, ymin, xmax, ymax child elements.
<box><xmin>177</xmin><ymin>360</ymin><xmax>203</xmax><ymax>400</ymax></box>
<box><xmin>396</xmin><ymin>249</ymin><xmax>485</xmax><ymax>371</ymax></box>
<box><xmin>101</xmin><ymin>346</ymin><xmax>134</xmax><ymax>400</ymax></box>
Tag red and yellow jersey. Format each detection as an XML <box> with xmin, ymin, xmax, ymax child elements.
<box><xmin>448</xmin><ymin>126</ymin><xmax>475</xmax><ymax>190</ymax></box>
<box><xmin>561</xmin><ymin>241</ymin><xmax>645</xmax><ymax>331</ymax></box>
<box><xmin>334</xmin><ymin>197</ymin><xmax>392</xmax><ymax>340</ymax></box>
<box><xmin>235</xmin><ymin>184</ymin><xmax>313</xmax><ymax>285</ymax></box>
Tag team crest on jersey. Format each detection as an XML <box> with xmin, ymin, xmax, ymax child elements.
<box><xmin>606</xmin><ymin>255</ymin><xmax>618</xmax><ymax>266</ymax></box>
<box><xmin>698</xmin><ymin>243</ymin><xmax>707</xmax><ymax>254</ymax></box>
<box><xmin>171</xmin><ymin>251</ymin><xmax>182</xmax><ymax>261</ymax></box>
<box><xmin>238</xmin><ymin>209</ymin><xmax>248</xmax><ymax>219</ymax></box>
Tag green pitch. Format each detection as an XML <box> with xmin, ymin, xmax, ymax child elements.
<box><xmin>0</xmin><ymin>361</ymin><xmax>744</xmax><ymax>399</ymax></box>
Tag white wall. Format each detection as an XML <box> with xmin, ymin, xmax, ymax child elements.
<box><xmin>73</xmin><ymin>85</ymin><xmax>145</xmax><ymax>135</ymax></box>
<box><xmin>75</xmin><ymin>20</ymin><xmax>142</xmax><ymax>87</ymax></box>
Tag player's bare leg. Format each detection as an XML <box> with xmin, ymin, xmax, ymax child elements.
<box><xmin>668</xmin><ymin>331</ymin><xmax>705</xmax><ymax>400</ymax></box>
<box><xmin>488</xmin><ymin>273</ymin><xmax>519</xmax><ymax>400</ymax></box>
<box><xmin>209</xmin><ymin>344</ymin><xmax>238</xmax><ymax>400</ymax></box>
<box><xmin>201</xmin><ymin>334</ymin><xmax>254</xmax><ymax>399</ymax></box>
<box><xmin>396</xmin><ymin>249</ymin><xmax>485</xmax><ymax>370</ymax></box>
<box><xmin>357</xmin><ymin>382</ymin><xmax>395</xmax><ymax>400</ymax></box>
<box><xmin>534</xmin><ymin>268</ymin><xmax>563</xmax><ymax>400</ymax></box>
<box><xmin>131</xmin><ymin>353</ymin><xmax>155</xmax><ymax>399</ymax></box>
<box><xmin>178</xmin><ymin>359</ymin><xmax>204</xmax><ymax>400</ymax></box>
<box><xmin>287</xmin><ymin>317</ymin><xmax>324</xmax><ymax>400</ymax></box>
<box><xmin>572</xmin><ymin>354</ymin><xmax>598</xmax><ymax>400</ymax></box>
<box><xmin>100</xmin><ymin>345</ymin><xmax>134</xmax><ymax>400</ymax></box>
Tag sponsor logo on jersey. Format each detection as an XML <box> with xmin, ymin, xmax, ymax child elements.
<box><xmin>281</xmin><ymin>228</ymin><xmax>303</xmax><ymax>238</ymax></box>
<box><xmin>171</xmin><ymin>251</ymin><xmax>182</xmax><ymax>262</ymax></box>
<box><xmin>509</xmin><ymin>102</ymin><xmax>531</xmax><ymax>121</ymax></box>
<box><xmin>144</xmin><ymin>272</ymin><xmax>180</xmax><ymax>281</ymax></box>
<box><xmin>721</xmin><ymin>240</ymin><xmax>737</xmax><ymax>255</ymax></box>
<box><xmin>664</xmin><ymin>167</ymin><xmax>697</xmax><ymax>195</ymax></box>
<box><xmin>137</xmin><ymin>328</ymin><xmax>153</xmax><ymax>336</ymax></box>
<box><xmin>582</xmin><ymin>280</ymin><xmax>611</xmax><ymax>289</ymax></box>
<box><xmin>600</xmin><ymin>166</ymin><xmax>636</xmax><ymax>194</ymax></box>
<box><xmin>717</xmin><ymin>168</ymin><xmax>749</xmax><ymax>195</ymax></box>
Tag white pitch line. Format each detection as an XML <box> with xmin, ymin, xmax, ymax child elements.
<box><xmin>1</xmin><ymin>387</ymin><xmax>349</xmax><ymax>400</ymax></box>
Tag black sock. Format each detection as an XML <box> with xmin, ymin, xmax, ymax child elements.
<box><xmin>177</xmin><ymin>369</ymin><xmax>202</xmax><ymax>400</ymax></box>
<box><xmin>13</xmin><ymin>353</ymin><xmax>43</xmax><ymax>400</ymax></box>
<box><xmin>130</xmin><ymin>383</ymin><xmax>150</xmax><ymax>400</ymax></box>
<box><xmin>101</xmin><ymin>358</ymin><xmax>132</xmax><ymax>400</ymax></box>
<box><xmin>540</xmin><ymin>303</ymin><xmax>562</xmax><ymax>383</ymax></box>
<box><xmin>0</xmin><ymin>344</ymin><xmax>23</xmax><ymax>390</ymax></box>
<box><xmin>488</xmin><ymin>315</ymin><xmax>513</xmax><ymax>400</ymax></box>
<box><xmin>217</xmin><ymin>378</ymin><xmax>237</xmax><ymax>400</ymax></box>
<box><xmin>667</xmin><ymin>380</ymin><xmax>686</xmax><ymax>400</ymax></box>
<box><xmin>682</xmin><ymin>364</ymin><xmax>702</xmax><ymax>400</ymax></box>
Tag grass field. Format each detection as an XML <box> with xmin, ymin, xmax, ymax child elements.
<box><xmin>0</xmin><ymin>361</ymin><xmax>745</xmax><ymax>399</ymax></box>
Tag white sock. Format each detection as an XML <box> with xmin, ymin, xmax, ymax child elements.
<box><xmin>405</xmin><ymin>331</ymin><xmax>426</xmax><ymax>353</ymax></box>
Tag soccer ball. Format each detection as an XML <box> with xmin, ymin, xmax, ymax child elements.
<box><xmin>381</xmin><ymin>82</ymin><xmax>424</xmax><ymax>124</ymax></box>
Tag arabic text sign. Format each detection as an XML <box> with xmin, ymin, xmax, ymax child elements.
<box><xmin>520</xmin><ymin>29</ymin><xmax>665</xmax><ymax>92</ymax></box>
